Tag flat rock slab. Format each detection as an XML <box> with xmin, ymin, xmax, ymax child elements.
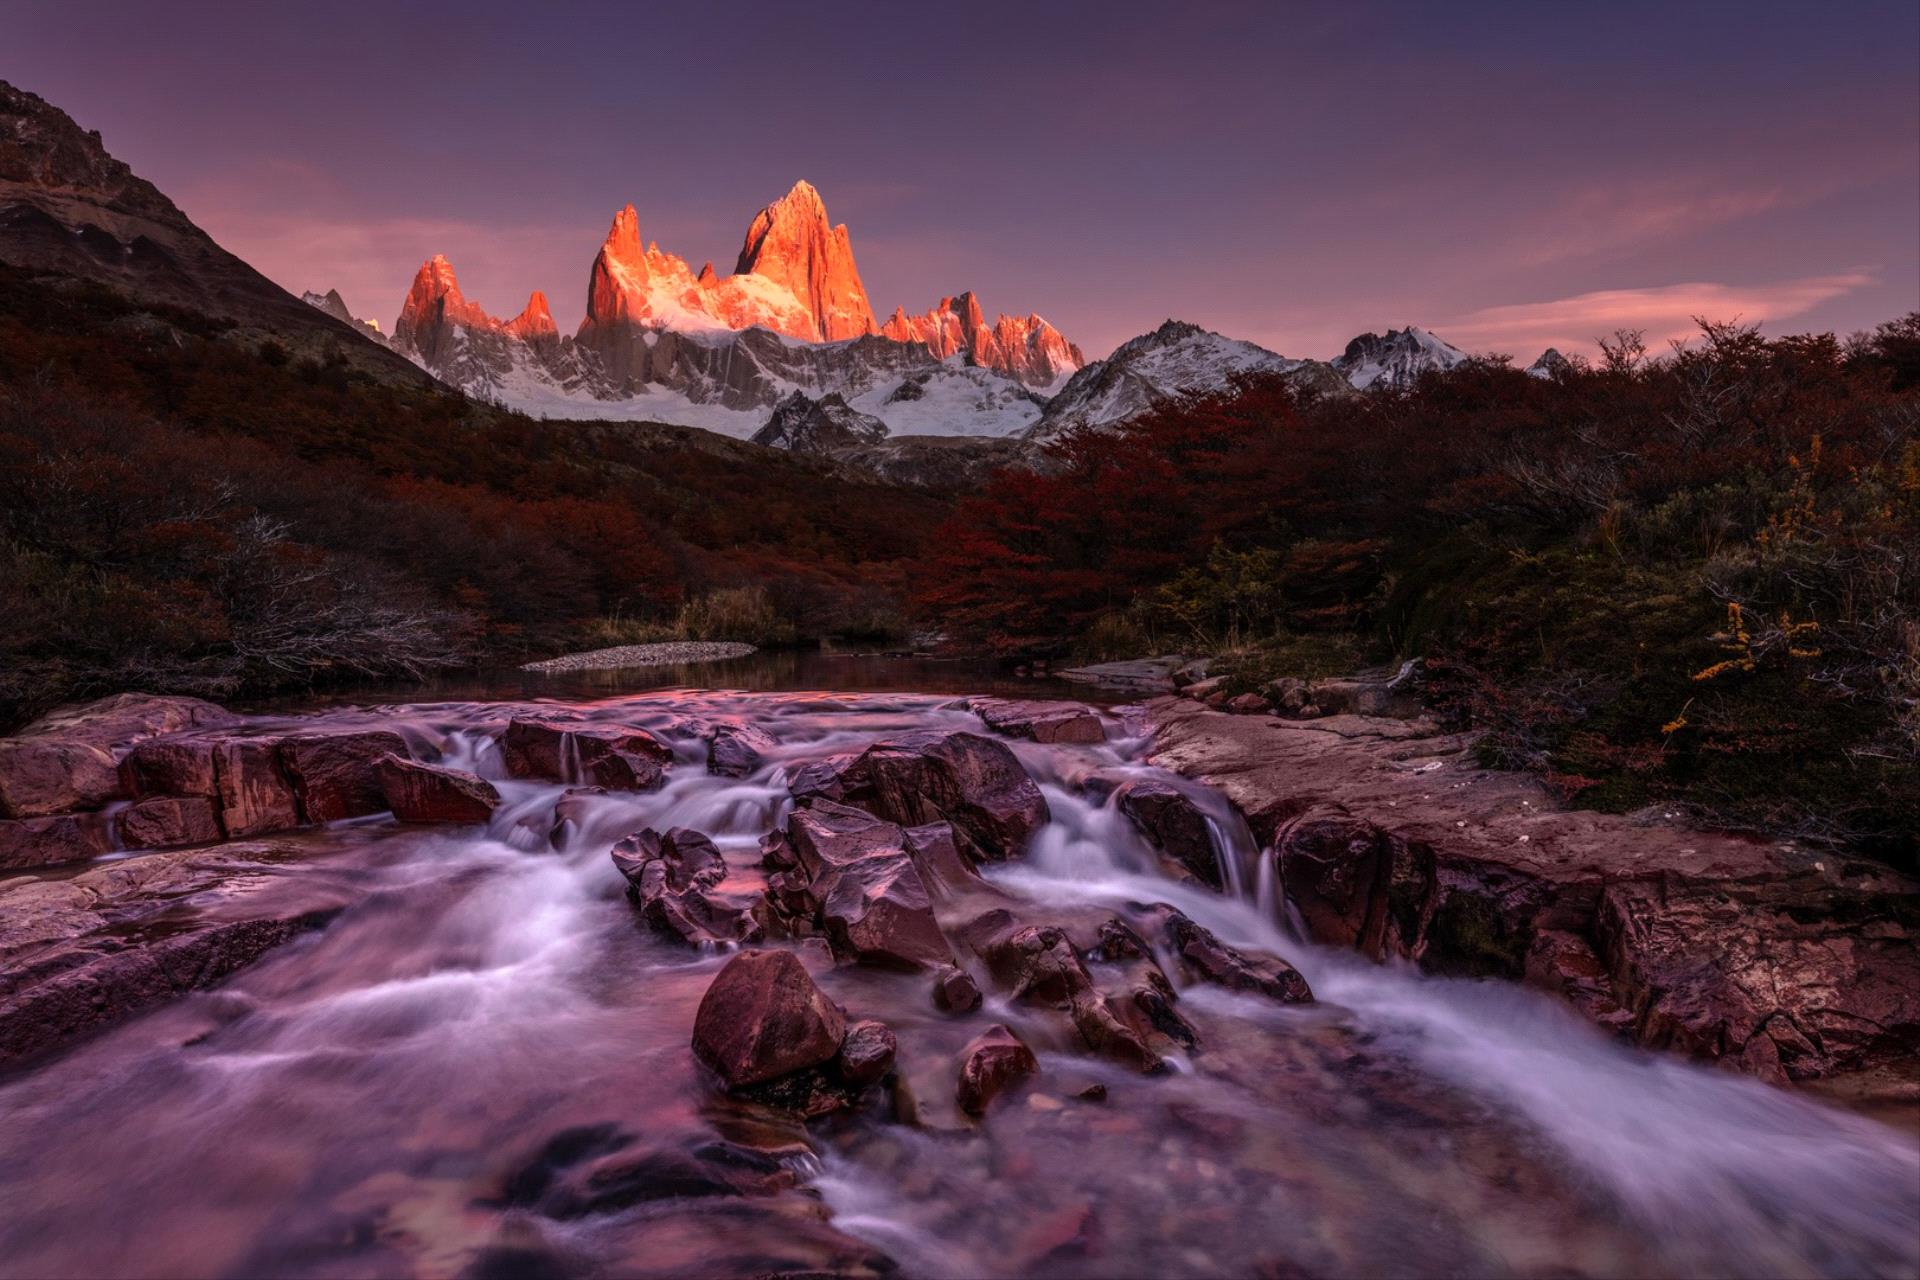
<box><xmin>1148</xmin><ymin>697</ymin><xmax>1920</xmax><ymax>1084</ymax></box>
<box><xmin>1057</xmin><ymin>656</ymin><xmax>1188</xmax><ymax>694</ymax></box>
<box><xmin>0</xmin><ymin>843</ymin><xmax>353</xmax><ymax>1067</ymax></box>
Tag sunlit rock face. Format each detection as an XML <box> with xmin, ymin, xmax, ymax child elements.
<box><xmin>882</xmin><ymin>292</ymin><xmax>1084</xmax><ymax>389</ymax></box>
<box><xmin>390</xmin><ymin>180</ymin><xmax>1079</xmax><ymax>435</ymax></box>
<box><xmin>392</xmin><ymin>255</ymin><xmax>612</xmax><ymax>404</ymax></box>
<box><xmin>734</xmin><ymin>180</ymin><xmax>878</xmax><ymax>341</ymax></box>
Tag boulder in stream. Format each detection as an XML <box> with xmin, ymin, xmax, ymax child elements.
<box><xmin>857</xmin><ymin>729</ymin><xmax>1048</xmax><ymax>860</ymax></box>
<box><xmin>967</xmin><ymin>698</ymin><xmax>1106</xmax><ymax>745</ymax></box>
<box><xmin>278</xmin><ymin>730</ymin><xmax>411</xmax><ymax>823</ymax></box>
<box><xmin>501</xmin><ymin>717</ymin><xmax>669</xmax><ymax>790</ymax></box>
<box><xmin>706</xmin><ymin>722</ymin><xmax>778</xmax><ymax>778</ymax></box>
<box><xmin>956</xmin><ymin>1024</ymin><xmax>1038</xmax><ymax>1115</ymax></box>
<box><xmin>376</xmin><ymin>755</ymin><xmax>500</xmax><ymax>824</ymax></box>
<box><xmin>692</xmin><ymin>950</ymin><xmax>847</xmax><ymax>1089</ymax></box>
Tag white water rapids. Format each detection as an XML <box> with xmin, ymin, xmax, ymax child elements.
<box><xmin>0</xmin><ymin>686</ymin><xmax>1912</xmax><ymax>1279</ymax></box>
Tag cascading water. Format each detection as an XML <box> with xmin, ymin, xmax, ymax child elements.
<box><xmin>0</xmin><ymin>682</ymin><xmax>1912</xmax><ymax>1280</ymax></box>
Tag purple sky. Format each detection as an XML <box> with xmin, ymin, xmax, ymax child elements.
<box><xmin>13</xmin><ymin>1</ymin><xmax>1918</xmax><ymax>361</ymax></box>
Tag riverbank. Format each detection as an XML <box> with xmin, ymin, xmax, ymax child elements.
<box><xmin>519</xmin><ymin>641</ymin><xmax>757</xmax><ymax>673</ymax></box>
<box><xmin>1145</xmin><ymin>694</ymin><xmax>1920</xmax><ymax>1104</ymax></box>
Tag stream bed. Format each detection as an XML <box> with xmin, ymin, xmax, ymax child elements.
<box><xmin>0</xmin><ymin>677</ymin><xmax>1914</xmax><ymax>1279</ymax></box>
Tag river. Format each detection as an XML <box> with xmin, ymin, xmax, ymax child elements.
<box><xmin>0</xmin><ymin>666</ymin><xmax>1913</xmax><ymax>1279</ymax></box>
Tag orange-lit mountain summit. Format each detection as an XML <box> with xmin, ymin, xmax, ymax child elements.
<box><xmin>387</xmin><ymin>180</ymin><xmax>1086</xmax><ymax>432</ymax></box>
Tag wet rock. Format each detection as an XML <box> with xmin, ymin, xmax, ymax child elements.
<box><xmin>786</xmin><ymin>800</ymin><xmax>907</xmax><ymax>879</ymax></box>
<box><xmin>278</xmin><ymin>730</ymin><xmax>411</xmax><ymax>823</ymax></box>
<box><xmin>120</xmin><ymin>736</ymin><xmax>220</xmax><ymax>798</ymax></box>
<box><xmin>489</xmin><ymin>1125</ymin><xmax>795</xmax><ymax>1221</ymax></box>
<box><xmin>816</xmin><ymin>850</ymin><xmax>952</xmax><ymax>969</ymax></box>
<box><xmin>1596</xmin><ymin>875</ymin><xmax>1920</xmax><ymax>1082</ymax></box>
<box><xmin>614</xmin><ymin>828</ymin><xmax>761</xmax><ymax>949</ymax></box>
<box><xmin>901</xmin><ymin>820</ymin><xmax>984</xmax><ymax>898</ymax></box>
<box><xmin>211</xmin><ymin>738</ymin><xmax>302</xmax><ymax>838</ymax></box>
<box><xmin>613</xmin><ymin>827</ymin><xmax>726</xmax><ymax>892</ymax></box>
<box><xmin>0</xmin><ymin>845</ymin><xmax>348</xmax><ymax>1065</ymax></box>
<box><xmin>500</xmin><ymin>717</ymin><xmax>669</xmax><ymax>790</ymax></box>
<box><xmin>1269</xmin><ymin>803</ymin><xmax>1411</xmax><ymax>957</ymax></box>
<box><xmin>376</xmin><ymin>754</ymin><xmax>500</xmax><ymax>824</ymax></box>
<box><xmin>1114</xmin><ymin>778</ymin><xmax>1222</xmax><ymax>887</ymax></box>
<box><xmin>964</xmin><ymin>911</ymin><xmax>1085</xmax><ymax>1005</ymax></box>
<box><xmin>956</xmin><ymin>1024</ymin><xmax>1038</xmax><ymax>1115</ymax></box>
<box><xmin>1225</xmin><ymin>693</ymin><xmax>1270</xmax><ymax>715</ymax></box>
<box><xmin>783</xmin><ymin>752</ymin><xmax>867</xmax><ymax>805</ymax></box>
<box><xmin>858</xmin><ymin>729</ymin><xmax>1048</xmax><ymax>860</ymax></box>
<box><xmin>15</xmin><ymin>693</ymin><xmax>238</xmax><ymax>752</ymax></box>
<box><xmin>932</xmin><ymin>964</ymin><xmax>982</xmax><ymax>1013</ymax></box>
<box><xmin>836</xmin><ymin>1018</ymin><xmax>898</xmax><ymax>1088</ymax></box>
<box><xmin>691</xmin><ymin>950</ymin><xmax>847</xmax><ymax>1089</ymax></box>
<box><xmin>0</xmin><ymin>739</ymin><xmax>121</xmax><ymax>818</ymax></box>
<box><xmin>1149</xmin><ymin>696</ymin><xmax>1920</xmax><ymax>1080</ymax></box>
<box><xmin>1140</xmin><ymin>904</ymin><xmax>1312</xmax><ymax>1003</ymax></box>
<box><xmin>0</xmin><ymin>812</ymin><xmax>112</xmax><ymax>870</ymax></box>
<box><xmin>967</xmin><ymin>698</ymin><xmax>1105</xmax><ymax>745</ymax></box>
<box><xmin>115</xmin><ymin>796</ymin><xmax>222</xmax><ymax>850</ymax></box>
<box><xmin>548</xmin><ymin>786</ymin><xmax>609</xmax><ymax>849</ymax></box>
<box><xmin>962</xmin><ymin>910</ymin><xmax>1165</xmax><ymax>1069</ymax></box>
<box><xmin>706</xmin><ymin>722</ymin><xmax>777</xmax><ymax>778</ymax></box>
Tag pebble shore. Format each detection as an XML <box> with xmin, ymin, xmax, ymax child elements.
<box><xmin>520</xmin><ymin>641</ymin><xmax>756</xmax><ymax>673</ymax></box>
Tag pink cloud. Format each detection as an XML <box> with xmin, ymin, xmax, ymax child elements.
<box><xmin>1440</xmin><ymin>271</ymin><xmax>1877</xmax><ymax>358</ymax></box>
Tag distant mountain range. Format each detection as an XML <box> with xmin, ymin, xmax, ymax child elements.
<box><xmin>2</xmin><ymin>76</ymin><xmax>1543</xmax><ymax>474</ymax></box>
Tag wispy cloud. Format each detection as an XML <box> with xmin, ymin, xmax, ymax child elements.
<box><xmin>1442</xmin><ymin>271</ymin><xmax>1877</xmax><ymax>357</ymax></box>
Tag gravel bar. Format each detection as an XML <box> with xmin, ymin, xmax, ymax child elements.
<box><xmin>520</xmin><ymin>641</ymin><xmax>757</xmax><ymax>673</ymax></box>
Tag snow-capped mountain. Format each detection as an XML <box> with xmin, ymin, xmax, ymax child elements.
<box><xmin>301</xmin><ymin>288</ymin><xmax>385</xmax><ymax>343</ymax></box>
<box><xmin>1330</xmin><ymin>326</ymin><xmax>1469</xmax><ymax>390</ymax></box>
<box><xmin>751</xmin><ymin>391</ymin><xmax>889</xmax><ymax>451</ymax></box>
<box><xmin>1024</xmin><ymin>320</ymin><xmax>1346</xmax><ymax>440</ymax></box>
<box><xmin>390</xmin><ymin>181</ymin><xmax>1082</xmax><ymax>437</ymax></box>
<box><xmin>1526</xmin><ymin>347</ymin><xmax>1574</xmax><ymax>379</ymax></box>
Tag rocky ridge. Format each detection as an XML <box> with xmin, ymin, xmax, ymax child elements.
<box><xmin>0</xmin><ymin>79</ymin><xmax>425</xmax><ymax>385</ymax></box>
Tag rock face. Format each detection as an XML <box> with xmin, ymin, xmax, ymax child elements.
<box><xmin>301</xmin><ymin>288</ymin><xmax>385</xmax><ymax>342</ymax></box>
<box><xmin>1148</xmin><ymin>697</ymin><xmax>1920</xmax><ymax>1083</ymax></box>
<box><xmin>114</xmin><ymin>796</ymin><xmax>222</xmax><ymax>850</ymax></box>
<box><xmin>375</xmin><ymin>755</ymin><xmax>499</xmax><ymax>824</ymax></box>
<box><xmin>881</xmin><ymin>291</ymin><xmax>1084</xmax><ymax>388</ymax></box>
<box><xmin>774</xmin><ymin>801</ymin><xmax>958</xmax><ymax>967</ymax></box>
<box><xmin>0</xmin><ymin>80</ymin><xmax>425</xmax><ymax>386</ymax></box>
<box><xmin>1330</xmin><ymin>326</ymin><xmax>1468</xmax><ymax>390</ymax></box>
<box><xmin>377</xmin><ymin>175</ymin><xmax>1073</xmax><ymax>439</ymax></box>
<box><xmin>0</xmin><ymin>738</ymin><xmax>122</xmax><ymax>818</ymax></box>
<box><xmin>690</xmin><ymin>950</ymin><xmax>847</xmax><ymax>1089</ymax></box>
<box><xmin>734</xmin><ymin>180</ymin><xmax>878</xmax><ymax>342</ymax></box>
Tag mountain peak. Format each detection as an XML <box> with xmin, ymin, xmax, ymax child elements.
<box><xmin>882</xmin><ymin>292</ymin><xmax>1082</xmax><ymax>388</ymax></box>
<box><xmin>507</xmin><ymin>290</ymin><xmax>557</xmax><ymax>341</ymax></box>
<box><xmin>735</xmin><ymin>180</ymin><xmax>876</xmax><ymax>342</ymax></box>
<box><xmin>1332</xmin><ymin>326</ymin><xmax>1468</xmax><ymax>389</ymax></box>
